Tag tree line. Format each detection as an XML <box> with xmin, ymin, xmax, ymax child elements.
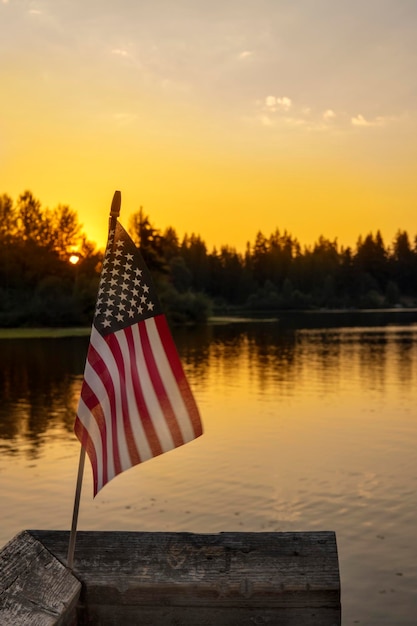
<box><xmin>1</xmin><ymin>191</ymin><xmax>417</xmax><ymax>327</ymax></box>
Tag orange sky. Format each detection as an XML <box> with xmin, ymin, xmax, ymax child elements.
<box><xmin>1</xmin><ymin>0</ymin><xmax>416</xmax><ymax>252</ymax></box>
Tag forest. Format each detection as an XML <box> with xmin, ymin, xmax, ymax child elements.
<box><xmin>1</xmin><ymin>190</ymin><xmax>417</xmax><ymax>326</ymax></box>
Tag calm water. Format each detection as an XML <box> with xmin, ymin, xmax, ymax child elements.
<box><xmin>1</xmin><ymin>313</ymin><xmax>417</xmax><ymax>625</ymax></box>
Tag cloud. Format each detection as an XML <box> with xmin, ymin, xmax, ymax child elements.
<box><xmin>112</xmin><ymin>48</ymin><xmax>129</xmax><ymax>57</ymax></box>
<box><xmin>323</xmin><ymin>109</ymin><xmax>336</xmax><ymax>120</ymax></box>
<box><xmin>351</xmin><ymin>114</ymin><xmax>386</xmax><ymax>127</ymax></box>
<box><xmin>238</xmin><ymin>50</ymin><xmax>253</xmax><ymax>60</ymax></box>
<box><xmin>264</xmin><ymin>95</ymin><xmax>292</xmax><ymax>112</ymax></box>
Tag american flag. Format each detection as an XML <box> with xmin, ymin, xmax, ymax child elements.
<box><xmin>75</xmin><ymin>220</ymin><xmax>203</xmax><ymax>495</ymax></box>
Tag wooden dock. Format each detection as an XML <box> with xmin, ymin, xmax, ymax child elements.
<box><xmin>0</xmin><ymin>530</ymin><xmax>341</xmax><ymax>625</ymax></box>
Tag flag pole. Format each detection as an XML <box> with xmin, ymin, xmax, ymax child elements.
<box><xmin>66</xmin><ymin>190</ymin><xmax>122</xmax><ymax>570</ymax></box>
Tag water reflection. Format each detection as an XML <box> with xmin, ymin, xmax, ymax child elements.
<box><xmin>0</xmin><ymin>336</ymin><xmax>88</xmax><ymax>458</ymax></box>
<box><xmin>1</xmin><ymin>321</ymin><xmax>417</xmax><ymax>457</ymax></box>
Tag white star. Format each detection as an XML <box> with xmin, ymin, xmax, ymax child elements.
<box><xmin>102</xmin><ymin>318</ymin><xmax>111</xmax><ymax>327</ymax></box>
<box><xmin>116</xmin><ymin>312</ymin><xmax>124</xmax><ymax>322</ymax></box>
<box><xmin>147</xmin><ymin>301</ymin><xmax>154</xmax><ymax>311</ymax></box>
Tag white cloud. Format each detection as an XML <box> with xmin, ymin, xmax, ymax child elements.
<box><xmin>238</xmin><ymin>50</ymin><xmax>253</xmax><ymax>60</ymax></box>
<box><xmin>277</xmin><ymin>96</ymin><xmax>292</xmax><ymax>111</ymax></box>
<box><xmin>351</xmin><ymin>114</ymin><xmax>386</xmax><ymax>127</ymax></box>
<box><xmin>265</xmin><ymin>95</ymin><xmax>277</xmax><ymax>109</ymax></box>
<box><xmin>264</xmin><ymin>95</ymin><xmax>292</xmax><ymax>112</ymax></box>
<box><xmin>112</xmin><ymin>48</ymin><xmax>129</xmax><ymax>57</ymax></box>
<box><xmin>323</xmin><ymin>109</ymin><xmax>336</xmax><ymax>120</ymax></box>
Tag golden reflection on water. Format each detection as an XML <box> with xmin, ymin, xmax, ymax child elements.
<box><xmin>0</xmin><ymin>320</ymin><xmax>417</xmax><ymax>625</ymax></box>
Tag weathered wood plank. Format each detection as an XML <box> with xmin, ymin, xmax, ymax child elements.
<box><xmin>0</xmin><ymin>531</ymin><xmax>81</xmax><ymax>626</ymax></box>
<box><xmin>31</xmin><ymin>530</ymin><xmax>341</xmax><ymax>625</ymax></box>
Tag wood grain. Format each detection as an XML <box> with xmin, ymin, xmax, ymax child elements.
<box><xmin>31</xmin><ymin>530</ymin><xmax>341</xmax><ymax>625</ymax></box>
<box><xmin>0</xmin><ymin>531</ymin><xmax>80</xmax><ymax>626</ymax></box>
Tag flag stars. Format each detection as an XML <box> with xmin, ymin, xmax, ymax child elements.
<box><xmin>94</xmin><ymin>224</ymin><xmax>161</xmax><ymax>333</ymax></box>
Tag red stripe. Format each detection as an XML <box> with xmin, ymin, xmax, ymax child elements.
<box><xmin>155</xmin><ymin>315</ymin><xmax>203</xmax><ymax>437</ymax></box>
<box><xmin>125</xmin><ymin>325</ymin><xmax>163</xmax><ymax>458</ymax></box>
<box><xmin>74</xmin><ymin>417</ymin><xmax>99</xmax><ymax>496</ymax></box>
<box><xmin>106</xmin><ymin>331</ymin><xmax>142</xmax><ymax>466</ymax></box>
<box><xmin>139</xmin><ymin>318</ymin><xmax>184</xmax><ymax>447</ymax></box>
<box><xmin>87</xmin><ymin>342</ymin><xmax>122</xmax><ymax>476</ymax></box>
<box><xmin>79</xmin><ymin>380</ymin><xmax>109</xmax><ymax>488</ymax></box>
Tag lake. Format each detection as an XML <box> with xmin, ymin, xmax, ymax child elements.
<box><xmin>0</xmin><ymin>311</ymin><xmax>416</xmax><ymax>625</ymax></box>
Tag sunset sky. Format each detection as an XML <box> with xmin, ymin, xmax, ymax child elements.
<box><xmin>1</xmin><ymin>0</ymin><xmax>416</xmax><ymax>252</ymax></box>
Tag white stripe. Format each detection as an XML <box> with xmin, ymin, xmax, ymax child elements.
<box><xmin>77</xmin><ymin>396</ymin><xmax>105</xmax><ymax>492</ymax></box>
<box><xmin>130</xmin><ymin>323</ymin><xmax>176</xmax><ymax>452</ymax></box>
<box><xmin>145</xmin><ymin>317</ymin><xmax>195</xmax><ymax>442</ymax></box>
<box><xmin>90</xmin><ymin>327</ymin><xmax>131</xmax><ymax>472</ymax></box>
<box><xmin>80</xmin><ymin>357</ymin><xmax>116</xmax><ymax>481</ymax></box>
<box><xmin>114</xmin><ymin>328</ymin><xmax>153</xmax><ymax>461</ymax></box>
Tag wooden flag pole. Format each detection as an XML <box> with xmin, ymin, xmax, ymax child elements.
<box><xmin>67</xmin><ymin>445</ymin><xmax>86</xmax><ymax>569</ymax></box>
<box><xmin>67</xmin><ymin>191</ymin><xmax>122</xmax><ymax>570</ymax></box>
